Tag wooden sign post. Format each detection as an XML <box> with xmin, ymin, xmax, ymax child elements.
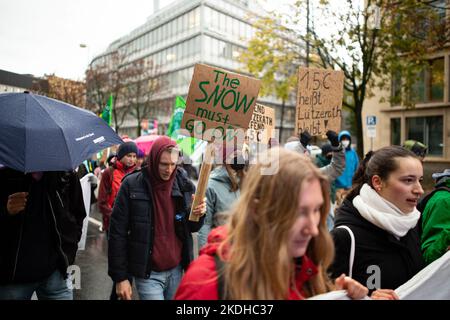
<box><xmin>181</xmin><ymin>64</ymin><xmax>261</xmax><ymax>221</ymax></box>
<box><xmin>189</xmin><ymin>142</ymin><xmax>214</xmax><ymax>222</ymax></box>
<box><xmin>295</xmin><ymin>67</ymin><xmax>344</xmax><ymax>136</ymax></box>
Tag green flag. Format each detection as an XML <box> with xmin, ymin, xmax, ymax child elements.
<box><xmin>166</xmin><ymin>96</ymin><xmax>201</xmax><ymax>156</ymax></box>
<box><xmin>101</xmin><ymin>94</ymin><xmax>113</xmax><ymax>126</ymax></box>
<box><xmin>166</xmin><ymin>96</ymin><xmax>185</xmax><ymax>137</ymax></box>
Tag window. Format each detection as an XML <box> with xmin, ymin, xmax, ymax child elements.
<box><xmin>232</xmin><ymin>19</ymin><xmax>239</xmax><ymax>37</ymax></box>
<box><xmin>429</xmin><ymin>58</ymin><xmax>444</xmax><ymax>102</ymax></box>
<box><xmin>391</xmin><ymin>72</ymin><xmax>402</xmax><ymax>105</ymax></box>
<box><xmin>406</xmin><ymin>116</ymin><xmax>443</xmax><ymax>156</ymax></box>
<box><xmin>409</xmin><ymin>68</ymin><xmax>425</xmax><ymax>103</ymax></box>
<box><xmin>162</xmin><ymin>23</ymin><xmax>168</xmax><ymax>40</ymax></box>
<box><xmin>204</xmin><ymin>6</ymin><xmax>211</xmax><ymax>28</ymax></box>
<box><xmin>188</xmin><ymin>10</ymin><xmax>196</xmax><ymax>29</ymax></box>
<box><xmin>218</xmin><ymin>40</ymin><xmax>227</xmax><ymax>58</ymax></box>
<box><xmin>176</xmin><ymin>16</ymin><xmax>182</xmax><ymax>36</ymax></box>
<box><xmin>182</xmin><ymin>13</ymin><xmax>188</xmax><ymax>32</ymax></box>
<box><xmin>407</xmin><ymin>57</ymin><xmax>444</xmax><ymax>103</ymax></box>
<box><xmin>390</xmin><ymin>118</ymin><xmax>401</xmax><ymax>145</ymax></box>
<box><xmin>194</xmin><ymin>7</ymin><xmax>200</xmax><ymax>27</ymax></box>
<box><xmin>219</xmin><ymin>13</ymin><xmax>226</xmax><ymax>33</ymax></box>
<box><xmin>211</xmin><ymin>9</ymin><xmax>219</xmax><ymax>30</ymax></box>
<box><xmin>211</xmin><ymin>37</ymin><xmax>219</xmax><ymax>57</ymax></box>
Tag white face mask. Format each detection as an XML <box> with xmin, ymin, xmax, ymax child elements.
<box><xmin>342</xmin><ymin>140</ymin><xmax>350</xmax><ymax>148</ymax></box>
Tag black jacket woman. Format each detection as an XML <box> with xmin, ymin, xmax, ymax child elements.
<box><xmin>329</xmin><ymin>146</ymin><xmax>426</xmax><ymax>300</ymax></box>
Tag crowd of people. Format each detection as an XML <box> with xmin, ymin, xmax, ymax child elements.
<box><xmin>0</xmin><ymin>129</ymin><xmax>449</xmax><ymax>301</ymax></box>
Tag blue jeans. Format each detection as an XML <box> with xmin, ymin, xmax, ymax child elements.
<box><xmin>134</xmin><ymin>265</ymin><xmax>182</xmax><ymax>300</ymax></box>
<box><xmin>0</xmin><ymin>269</ymin><xmax>73</xmax><ymax>300</ymax></box>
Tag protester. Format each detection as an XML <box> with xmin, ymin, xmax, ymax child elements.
<box><xmin>316</xmin><ymin>143</ymin><xmax>338</xmax><ymax>230</ymax></box>
<box><xmin>197</xmin><ymin>149</ymin><xmax>247</xmax><ymax>249</ymax></box>
<box><xmin>108</xmin><ymin>136</ymin><xmax>206</xmax><ymax>300</ymax></box>
<box><xmin>417</xmin><ymin>169</ymin><xmax>450</xmax><ymax>265</ymax></box>
<box><xmin>175</xmin><ymin>148</ymin><xmax>368</xmax><ymax>300</ymax></box>
<box><xmin>97</xmin><ymin>141</ymin><xmax>138</xmax><ymax>233</ymax></box>
<box><xmin>334</xmin><ymin>130</ymin><xmax>359</xmax><ymax>206</ymax></box>
<box><xmin>285</xmin><ymin>130</ymin><xmax>345</xmax><ymax>183</ymax></box>
<box><xmin>403</xmin><ymin>140</ymin><xmax>427</xmax><ymax>162</ymax></box>
<box><xmin>330</xmin><ymin>146</ymin><xmax>425</xmax><ymax>299</ymax></box>
<box><xmin>0</xmin><ymin>168</ymin><xmax>86</xmax><ymax>300</ymax></box>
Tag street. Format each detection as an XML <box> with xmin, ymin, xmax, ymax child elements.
<box><xmin>73</xmin><ymin>203</ymin><xmax>199</xmax><ymax>300</ymax></box>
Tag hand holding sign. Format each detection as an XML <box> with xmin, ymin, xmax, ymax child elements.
<box><xmin>191</xmin><ymin>195</ymin><xmax>207</xmax><ymax>217</ymax></box>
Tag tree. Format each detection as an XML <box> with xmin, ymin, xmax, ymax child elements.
<box><xmin>121</xmin><ymin>58</ymin><xmax>166</xmax><ymax>137</ymax></box>
<box><xmin>240</xmin><ymin>17</ymin><xmax>300</xmax><ymax>142</ymax></box>
<box><xmin>242</xmin><ymin>0</ymin><xmax>447</xmax><ymax>157</ymax></box>
<box><xmin>85</xmin><ymin>49</ymin><xmax>136</xmax><ymax>132</ymax></box>
<box><xmin>45</xmin><ymin>75</ymin><xmax>86</xmax><ymax>108</ymax></box>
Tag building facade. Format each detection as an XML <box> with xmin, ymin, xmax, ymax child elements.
<box><xmin>0</xmin><ymin>69</ymin><xmax>48</xmax><ymax>94</ymax></box>
<box><xmin>362</xmin><ymin>2</ymin><xmax>449</xmax><ymax>189</ymax></box>
<box><xmin>89</xmin><ymin>0</ymin><xmax>297</xmax><ymax>141</ymax></box>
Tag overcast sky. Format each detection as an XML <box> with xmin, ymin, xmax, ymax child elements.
<box><xmin>0</xmin><ymin>0</ymin><xmax>298</xmax><ymax>81</ymax></box>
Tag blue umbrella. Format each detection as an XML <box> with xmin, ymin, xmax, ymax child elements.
<box><xmin>0</xmin><ymin>92</ymin><xmax>123</xmax><ymax>172</ymax></box>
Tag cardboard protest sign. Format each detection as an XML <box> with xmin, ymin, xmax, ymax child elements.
<box><xmin>296</xmin><ymin>67</ymin><xmax>344</xmax><ymax>136</ymax></box>
<box><xmin>181</xmin><ymin>64</ymin><xmax>261</xmax><ymax>141</ymax></box>
<box><xmin>247</xmin><ymin>103</ymin><xmax>275</xmax><ymax>144</ymax></box>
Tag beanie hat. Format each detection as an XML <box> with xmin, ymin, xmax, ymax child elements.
<box><xmin>117</xmin><ymin>141</ymin><xmax>138</xmax><ymax>160</ymax></box>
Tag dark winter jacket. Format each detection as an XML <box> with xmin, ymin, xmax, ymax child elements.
<box><xmin>330</xmin><ymin>198</ymin><xmax>425</xmax><ymax>291</ymax></box>
<box><xmin>0</xmin><ymin>168</ymin><xmax>86</xmax><ymax>284</ymax></box>
<box><xmin>108</xmin><ymin>166</ymin><xmax>204</xmax><ymax>283</ymax></box>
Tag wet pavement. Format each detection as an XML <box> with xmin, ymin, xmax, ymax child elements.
<box><xmin>73</xmin><ymin>206</ymin><xmax>112</xmax><ymax>300</ymax></box>
<box><xmin>72</xmin><ymin>203</ymin><xmax>199</xmax><ymax>300</ymax></box>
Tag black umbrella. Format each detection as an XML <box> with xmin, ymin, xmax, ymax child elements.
<box><xmin>0</xmin><ymin>92</ymin><xmax>123</xmax><ymax>172</ymax></box>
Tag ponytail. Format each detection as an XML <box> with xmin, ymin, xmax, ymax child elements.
<box><xmin>346</xmin><ymin>151</ymin><xmax>374</xmax><ymax>200</ymax></box>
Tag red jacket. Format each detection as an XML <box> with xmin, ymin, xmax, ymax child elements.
<box><xmin>97</xmin><ymin>161</ymin><xmax>135</xmax><ymax>231</ymax></box>
<box><xmin>175</xmin><ymin>226</ymin><xmax>318</xmax><ymax>300</ymax></box>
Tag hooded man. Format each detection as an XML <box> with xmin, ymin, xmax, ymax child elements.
<box><xmin>97</xmin><ymin>141</ymin><xmax>138</xmax><ymax>233</ymax></box>
<box><xmin>334</xmin><ymin>130</ymin><xmax>359</xmax><ymax>205</ymax></box>
<box><xmin>108</xmin><ymin>136</ymin><xmax>206</xmax><ymax>300</ymax></box>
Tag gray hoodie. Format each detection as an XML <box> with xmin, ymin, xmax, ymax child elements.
<box><xmin>197</xmin><ymin>166</ymin><xmax>240</xmax><ymax>249</ymax></box>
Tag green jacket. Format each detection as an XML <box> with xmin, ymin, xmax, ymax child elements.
<box><xmin>420</xmin><ymin>178</ymin><xmax>450</xmax><ymax>265</ymax></box>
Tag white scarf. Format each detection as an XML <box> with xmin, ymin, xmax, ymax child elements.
<box><xmin>352</xmin><ymin>184</ymin><xmax>420</xmax><ymax>238</ymax></box>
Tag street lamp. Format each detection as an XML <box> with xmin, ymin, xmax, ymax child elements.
<box><xmin>79</xmin><ymin>43</ymin><xmax>91</xmax><ymax>70</ymax></box>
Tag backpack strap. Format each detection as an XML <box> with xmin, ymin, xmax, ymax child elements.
<box><xmin>214</xmin><ymin>254</ymin><xmax>227</xmax><ymax>300</ymax></box>
<box><xmin>336</xmin><ymin>225</ymin><xmax>355</xmax><ymax>278</ymax></box>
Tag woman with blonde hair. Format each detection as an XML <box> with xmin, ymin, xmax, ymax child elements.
<box><xmin>175</xmin><ymin>148</ymin><xmax>367</xmax><ymax>300</ymax></box>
